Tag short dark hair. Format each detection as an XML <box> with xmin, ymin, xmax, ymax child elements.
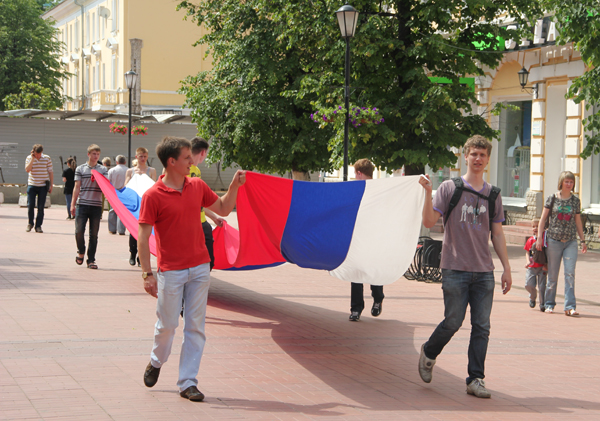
<box><xmin>353</xmin><ymin>158</ymin><xmax>374</xmax><ymax>178</ymax></box>
<box><xmin>32</xmin><ymin>144</ymin><xmax>43</xmax><ymax>153</ymax></box>
<box><xmin>156</xmin><ymin>136</ymin><xmax>191</xmax><ymax>167</ymax></box>
<box><xmin>190</xmin><ymin>137</ymin><xmax>209</xmax><ymax>155</ymax></box>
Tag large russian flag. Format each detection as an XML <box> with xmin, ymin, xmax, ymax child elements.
<box><xmin>95</xmin><ymin>170</ymin><xmax>425</xmax><ymax>285</ymax></box>
<box><xmin>216</xmin><ymin>172</ymin><xmax>425</xmax><ymax>285</ymax></box>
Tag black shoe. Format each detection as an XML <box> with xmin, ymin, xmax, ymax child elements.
<box><xmin>137</xmin><ymin>257</ymin><xmax>141</xmax><ymax>267</ymax></box>
<box><xmin>129</xmin><ymin>253</ymin><xmax>136</xmax><ymax>266</ymax></box>
<box><xmin>35</xmin><ymin>227</ymin><xmax>43</xmax><ymax>233</ymax></box>
<box><xmin>529</xmin><ymin>299</ymin><xmax>536</xmax><ymax>308</ymax></box>
<box><xmin>180</xmin><ymin>385</ymin><xmax>204</xmax><ymax>401</ymax></box>
<box><xmin>371</xmin><ymin>301</ymin><xmax>382</xmax><ymax>317</ymax></box>
<box><xmin>143</xmin><ymin>361</ymin><xmax>160</xmax><ymax>388</ymax></box>
<box><xmin>349</xmin><ymin>311</ymin><xmax>361</xmax><ymax>321</ymax></box>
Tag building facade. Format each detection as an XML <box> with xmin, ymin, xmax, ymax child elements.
<box><xmin>43</xmin><ymin>0</ymin><xmax>210</xmax><ymax>115</ymax></box>
<box><xmin>423</xmin><ymin>17</ymin><xmax>599</xmax><ymax>247</ymax></box>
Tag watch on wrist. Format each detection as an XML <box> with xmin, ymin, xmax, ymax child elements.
<box><xmin>142</xmin><ymin>271</ymin><xmax>153</xmax><ymax>279</ymax></box>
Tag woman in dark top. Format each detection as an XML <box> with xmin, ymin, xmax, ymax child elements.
<box><xmin>536</xmin><ymin>171</ymin><xmax>587</xmax><ymax>316</ymax></box>
<box><xmin>62</xmin><ymin>157</ymin><xmax>76</xmax><ymax>219</ymax></box>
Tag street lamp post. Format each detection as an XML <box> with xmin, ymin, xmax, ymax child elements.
<box><xmin>336</xmin><ymin>5</ymin><xmax>359</xmax><ymax>181</ymax></box>
<box><xmin>124</xmin><ymin>70</ymin><xmax>138</xmax><ymax>168</ymax></box>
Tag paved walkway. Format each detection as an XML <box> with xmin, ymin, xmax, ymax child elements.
<box><xmin>1</xmin><ymin>204</ymin><xmax>600</xmax><ymax>420</ymax></box>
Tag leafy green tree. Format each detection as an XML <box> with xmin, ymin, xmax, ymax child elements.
<box><xmin>178</xmin><ymin>0</ymin><xmax>543</xmax><ymax>174</ymax></box>
<box><xmin>545</xmin><ymin>1</ymin><xmax>600</xmax><ymax>159</ymax></box>
<box><xmin>177</xmin><ymin>1</ymin><xmax>336</xmax><ymax>175</ymax></box>
<box><xmin>0</xmin><ymin>0</ymin><xmax>66</xmax><ymax>111</ymax></box>
<box><xmin>3</xmin><ymin>81</ymin><xmax>67</xmax><ymax>110</ymax></box>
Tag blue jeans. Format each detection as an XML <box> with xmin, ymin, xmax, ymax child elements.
<box><xmin>65</xmin><ymin>194</ymin><xmax>73</xmax><ymax>218</ymax></box>
<box><xmin>423</xmin><ymin>269</ymin><xmax>495</xmax><ymax>384</ymax></box>
<box><xmin>27</xmin><ymin>185</ymin><xmax>48</xmax><ymax>228</ymax></box>
<box><xmin>75</xmin><ymin>205</ymin><xmax>102</xmax><ymax>264</ymax></box>
<box><xmin>545</xmin><ymin>238</ymin><xmax>578</xmax><ymax>311</ymax></box>
<box><xmin>525</xmin><ymin>266</ymin><xmax>547</xmax><ymax>309</ymax></box>
<box><xmin>150</xmin><ymin>263</ymin><xmax>211</xmax><ymax>392</ymax></box>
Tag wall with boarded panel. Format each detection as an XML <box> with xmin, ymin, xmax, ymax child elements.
<box><xmin>0</xmin><ymin>117</ymin><xmax>240</xmax><ymax>191</ymax></box>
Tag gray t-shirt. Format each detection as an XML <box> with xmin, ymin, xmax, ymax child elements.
<box><xmin>433</xmin><ymin>178</ymin><xmax>505</xmax><ymax>272</ymax></box>
<box><xmin>74</xmin><ymin>162</ymin><xmax>108</xmax><ymax>207</ymax></box>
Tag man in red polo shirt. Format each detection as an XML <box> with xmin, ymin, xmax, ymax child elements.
<box><xmin>138</xmin><ymin>136</ymin><xmax>246</xmax><ymax>402</ymax></box>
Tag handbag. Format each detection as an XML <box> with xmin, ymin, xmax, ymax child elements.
<box><xmin>531</xmin><ymin>195</ymin><xmax>556</xmax><ymax>266</ymax></box>
<box><xmin>531</xmin><ymin>235</ymin><xmax>547</xmax><ymax>265</ymax></box>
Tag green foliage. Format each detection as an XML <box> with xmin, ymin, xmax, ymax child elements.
<box><xmin>3</xmin><ymin>81</ymin><xmax>67</xmax><ymax>110</ymax></box>
<box><xmin>545</xmin><ymin>0</ymin><xmax>600</xmax><ymax>159</ymax></box>
<box><xmin>0</xmin><ymin>0</ymin><xmax>66</xmax><ymax>111</ymax></box>
<box><xmin>177</xmin><ymin>0</ymin><xmax>544</xmax><ymax>173</ymax></box>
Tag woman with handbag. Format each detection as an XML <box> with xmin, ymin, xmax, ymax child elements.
<box><xmin>536</xmin><ymin>171</ymin><xmax>587</xmax><ymax>316</ymax></box>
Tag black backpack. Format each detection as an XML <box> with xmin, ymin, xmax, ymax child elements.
<box><xmin>443</xmin><ymin>177</ymin><xmax>501</xmax><ymax>236</ymax></box>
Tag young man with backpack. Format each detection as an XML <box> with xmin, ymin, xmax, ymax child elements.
<box><xmin>418</xmin><ymin>135</ymin><xmax>512</xmax><ymax>399</ymax></box>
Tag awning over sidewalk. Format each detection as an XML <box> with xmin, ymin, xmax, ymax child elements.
<box><xmin>0</xmin><ymin>109</ymin><xmax>193</xmax><ymax>124</ymax></box>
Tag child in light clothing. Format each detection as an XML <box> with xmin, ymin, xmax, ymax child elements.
<box><xmin>524</xmin><ymin>219</ymin><xmax>547</xmax><ymax>311</ymax></box>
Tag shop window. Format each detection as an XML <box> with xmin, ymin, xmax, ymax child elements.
<box><xmin>497</xmin><ymin>101</ymin><xmax>532</xmax><ymax>198</ymax></box>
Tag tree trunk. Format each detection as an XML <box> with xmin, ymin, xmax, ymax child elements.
<box><xmin>404</xmin><ymin>164</ymin><xmax>425</xmax><ymax>176</ymax></box>
<box><xmin>292</xmin><ymin>170</ymin><xmax>311</xmax><ymax>181</ymax></box>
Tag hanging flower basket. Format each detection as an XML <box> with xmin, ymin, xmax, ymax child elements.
<box><xmin>131</xmin><ymin>125</ymin><xmax>148</xmax><ymax>136</ymax></box>
<box><xmin>109</xmin><ymin>123</ymin><xmax>127</xmax><ymax>135</ymax></box>
<box><xmin>310</xmin><ymin>105</ymin><xmax>384</xmax><ymax>128</ymax></box>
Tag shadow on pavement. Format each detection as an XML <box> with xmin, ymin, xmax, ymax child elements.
<box><xmin>205</xmin><ymin>276</ymin><xmax>600</xmax><ymax>415</ymax></box>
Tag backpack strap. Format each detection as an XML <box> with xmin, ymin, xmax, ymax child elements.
<box><xmin>443</xmin><ymin>177</ymin><xmax>501</xmax><ymax>234</ymax></box>
<box><xmin>443</xmin><ymin>177</ymin><xmax>464</xmax><ymax>226</ymax></box>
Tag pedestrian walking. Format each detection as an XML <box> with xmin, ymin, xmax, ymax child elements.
<box><xmin>524</xmin><ymin>219</ymin><xmax>547</xmax><ymax>311</ymax></box>
<box><xmin>124</xmin><ymin>147</ymin><xmax>157</xmax><ymax>266</ymax></box>
<box><xmin>70</xmin><ymin>145</ymin><xmax>108</xmax><ymax>269</ymax></box>
<box><xmin>62</xmin><ymin>157</ymin><xmax>76</xmax><ymax>220</ymax></box>
<box><xmin>24</xmin><ymin>144</ymin><xmax>53</xmax><ymax>233</ymax></box>
<box><xmin>536</xmin><ymin>171</ymin><xmax>587</xmax><ymax>316</ymax></box>
<box><xmin>138</xmin><ymin>136</ymin><xmax>245</xmax><ymax>401</ymax></box>
<box><xmin>107</xmin><ymin>155</ymin><xmax>128</xmax><ymax>235</ymax></box>
<box><xmin>188</xmin><ymin>137</ymin><xmax>224</xmax><ymax>271</ymax></box>
<box><xmin>418</xmin><ymin>135</ymin><xmax>511</xmax><ymax>399</ymax></box>
<box><xmin>348</xmin><ymin>158</ymin><xmax>384</xmax><ymax>321</ymax></box>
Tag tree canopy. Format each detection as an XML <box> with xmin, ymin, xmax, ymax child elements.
<box><xmin>3</xmin><ymin>81</ymin><xmax>66</xmax><ymax>110</ymax></box>
<box><xmin>544</xmin><ymin>0</ymin><xmax>600</xmax><ymax>159</ymax></box>
<box><xmin>177</xmin><ymin>0</ymin><xmax>543</xmax><ymax>174</ymax></box>
<box><xmin>0</xmin><ymin>0</ymin><xmax>66</xmax><ymax>111</ymax></box>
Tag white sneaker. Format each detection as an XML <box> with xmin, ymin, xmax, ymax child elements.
<box><xmin>466</xmin><ymin>378</ymin><xmax>491</xmax><ymax>398</ymax></box>
<box><xmin>418</xmin><ymin>344</ymin><xmax>436</xmax><ymax>383</ymax></box>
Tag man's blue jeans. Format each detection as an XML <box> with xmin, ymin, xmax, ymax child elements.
<box><xmin>545</xmin><ymin>238</ymin><xmax>578</xmax><ymax>311</ymax></box>
<box><xmin>150</xmin><ymin>263</ymin><xmax>211</xmax><ymax>392</ymax></box>
<box><xmin>27</xmin><ymin>185</ymin><xmax>48</xmax><ymax>228</ymax></box>
<box><xmin>423</xmin><ymin>269</ymin><xmax>495</xmax><ymax>385</ymax></box>
<box><xmin>75</xmin><ymin>205</ymin><xmax>102</xmax><ymax>264</ymax></box>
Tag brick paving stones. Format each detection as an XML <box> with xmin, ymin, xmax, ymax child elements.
<box><xmin>1</xmin><ymin>203</ymin><xmax>600</xmax><ymax>420</ymax></box>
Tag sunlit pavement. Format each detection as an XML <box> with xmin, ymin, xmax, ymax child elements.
<box><xmin>1</xmin><ymin>203</ymin><xmax>600</xmax><ymax>420</ymax></box>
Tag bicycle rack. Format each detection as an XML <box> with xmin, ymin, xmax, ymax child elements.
<box><xmin>404</xmin><ymin>236</ymin><xmax>442</xmax><ymax>283</ymax></box>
